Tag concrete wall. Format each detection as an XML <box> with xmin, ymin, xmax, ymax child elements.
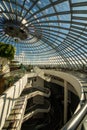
<box><xmin>0</xmin><ymin>74</ymin><xmax>27</xmax><ymax>129</ymax></box>
<box><xmin>0</xmin><ymin>57</ymin><xmax>10</xmax><ymax>74</ymax></box>
<box><xmin>51</xmin><ymin>78</ymin><xmax>77</xmax><ymax>95</ymax></box>
<box><xmin>44</xmin><ymin>70</ymin><xmax>82</xmax><ymax>98</ymax></box>
<box><xmin>32</xmin><ymin>76</ymin><xmax>44</xmax><ymax>88</ymax></box>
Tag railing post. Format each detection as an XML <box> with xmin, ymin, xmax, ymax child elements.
<box><xmin>64</xmin><ymin>80</ymin><xmax>68</xmax><ymax>124</ymax></box>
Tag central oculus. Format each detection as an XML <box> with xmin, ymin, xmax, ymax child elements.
<box><xmin>4</xmin><ymin>21</ymin><xmax>28</xmax><ymax>40</ymax></box>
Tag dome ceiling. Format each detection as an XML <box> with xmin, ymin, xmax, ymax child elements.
<box><xmin>0</xmin><ymin>0</ymin><xmax>87</xmax><ymax>68</ymax></box>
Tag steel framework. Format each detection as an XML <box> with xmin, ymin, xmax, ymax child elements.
<box><xmin>0</xmin><ymin>0</ymin><xmax>87</xmax><ymax>68</ymax></box>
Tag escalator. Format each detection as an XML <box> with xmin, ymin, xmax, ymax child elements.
<box><xmin>23</xmin><ymin>100</ymin><xmax>51</xmax><ymax>122</ymax></box>
<box><xmin>21</xmin><ymin>86</ymin><xmax>51</xmax><ymax>129</ymax></box>
<box><xmin>21</xmin><ymin>85</ymin><xmax>64</xmax><ymax>130</ymax></box>
<box><xmin>21</xmin><ymin>86</ymin><xmax>51</xmax><ymax>99</ymax></box>
<box><xmin>21</xmin><ymin>84</ymin><xmax>78</xmax><ymax>130</ymax></box>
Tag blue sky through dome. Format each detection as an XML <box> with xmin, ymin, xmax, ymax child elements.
<box><xmin>0</xmin><ymin>0</ymin><xmax>87</xmax><ymax>68</ymax></box>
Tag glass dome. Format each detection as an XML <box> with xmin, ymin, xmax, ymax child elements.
<box><xmin>0</xmin><ymin>0</ymin><xmax>87</xmax><ymax>69</ymax></box>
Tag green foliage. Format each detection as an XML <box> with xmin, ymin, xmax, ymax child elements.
<box><xmin>0</xmin><ymin>42</ymin><xmax>16</xmax><ymax>60</ymax></box>
<box><xmin>19</xmin><ymin>64</ymin><xmax>33</xmax><ymax>72</ymax></box>
<box><xmin>4</xmin><ymin>75</ymin><xmax>21</xmax><ymax>88</ymax></box>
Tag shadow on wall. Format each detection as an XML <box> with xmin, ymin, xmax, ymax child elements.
<box><xmin>0</xmin><ymin>89</ymin><xmax>17</xmax><ymax>129</ymax></box>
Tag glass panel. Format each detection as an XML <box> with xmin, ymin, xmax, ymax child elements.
<box><xmin>0</xmin><ymin>0</ymin><xmax>87</xmax><ymax>67</ymax></box>
<box><xmin>55</xmin><ymin>1</ymin><xmax>70</xmax><ymax>12</ymax></box>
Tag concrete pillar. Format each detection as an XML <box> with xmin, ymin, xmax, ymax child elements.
<box><xmin>64</xmin><ymin>80</ymin><xmax>68</xmax><ymax>124</ymax></box>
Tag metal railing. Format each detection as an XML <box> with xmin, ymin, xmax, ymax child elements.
<box><xmin>61</xmin><ymin>101</ymin><xmax>87</xmax><ymax>130</ymax></box>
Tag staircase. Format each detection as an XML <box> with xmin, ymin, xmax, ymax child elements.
<box><xmin>2</xmin><ymin>96</ymin><xmax>27</xmax><ymax>130</ymax></box>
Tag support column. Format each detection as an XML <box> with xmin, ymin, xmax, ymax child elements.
<box><xmin>64</xmin><ymin>80</ymin><xmax>68</xmax><ymax>124</ymax></box>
